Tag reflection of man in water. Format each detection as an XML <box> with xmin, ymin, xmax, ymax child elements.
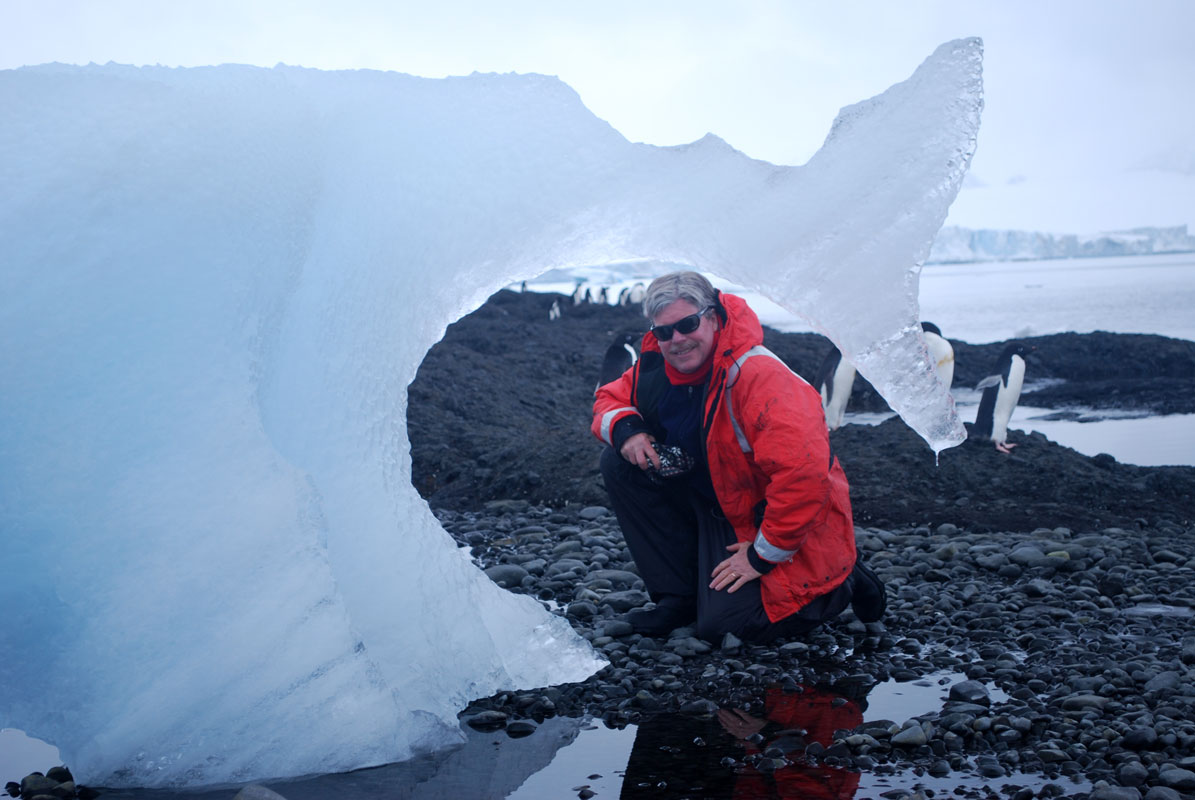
<box><xmin>620</xmin><ymin>685</ymin><xmax>863</xmax><ymax>799</ymax></box>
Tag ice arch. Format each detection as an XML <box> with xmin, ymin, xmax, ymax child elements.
<box><xmin>0</xmin><ymin>38</ymin><xmax>981</xmax><ymax>787</ymax></box>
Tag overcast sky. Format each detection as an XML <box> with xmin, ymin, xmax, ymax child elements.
<box><xmin>5</xmin><ymin>0</ymin><xmax>1193</xmax><ymax>233</ymax></box>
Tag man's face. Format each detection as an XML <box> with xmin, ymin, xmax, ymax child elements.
<box><xmin>653</xmin><ymin>299</ymin><xmax>718</xmax><ymax>374</ymax></box>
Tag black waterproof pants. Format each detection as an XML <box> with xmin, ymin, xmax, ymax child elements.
<box><xmin>600</xmin><ymin>446</ymin><xmax>853</xmax><ymax>643</ymax></box>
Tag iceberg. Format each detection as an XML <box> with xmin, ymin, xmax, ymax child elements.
<box><xmin>928</xmin><ymin>224</ymin><xmax>1195</xmax><ymax>263</ymax></box>
<box><xmin>0</xmin><ymin>39</ymin><xmax>981</xmax><ymax>787</ymax></box>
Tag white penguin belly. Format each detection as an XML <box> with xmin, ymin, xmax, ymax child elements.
<box><xmin>925</xmin><ymin>332</ymin><xmax>955</xmax><ymax>389</ymax></box>
<box><xmin>823</xmin><ymin>361</ymin><xmax>856</xmax><ymax>431</ymax></box>
<box><xmin>992</xmin><ymin>355</ymin><xmax>1025</xmax><ymax>443</ymax></box>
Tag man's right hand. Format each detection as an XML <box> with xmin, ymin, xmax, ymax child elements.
<box><xmin>620</xmin><ymin>432</ymin><xmax>661</xmax><ymax>471</ymax></box>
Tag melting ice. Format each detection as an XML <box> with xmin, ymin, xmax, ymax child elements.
<box><xmin>0</xmin><ymin>39</ymin><xmax>981</xmax><ymax>787</ymax></box>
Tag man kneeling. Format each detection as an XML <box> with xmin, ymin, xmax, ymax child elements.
<box><xmin>591</xmin><ymin>271</ymin><xmax>884</xmax><ymax>643</ymax></box>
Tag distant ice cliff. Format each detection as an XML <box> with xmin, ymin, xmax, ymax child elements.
<box><xmin>928</xmin><ymin>224</ymin><xmax>1195</xmax><ymax>263</ymax></box>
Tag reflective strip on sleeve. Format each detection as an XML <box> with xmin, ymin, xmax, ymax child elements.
<box><xmin>753</xmin><ymin>528</ymin><xmax>798</xmax><ymax>563</ymax></box>
<box><xmin>599</xmin><ymin>407</ymin><xmax>639</xmax><ymax>445</ymax></box>
<box><xmin>727</xmin><ymin>399</ymin><xmax>750</xmax><ymax>453</ymax></box>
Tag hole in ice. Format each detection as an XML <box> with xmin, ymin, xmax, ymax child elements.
<box><xmin>405</xmin><ymin>265</ymin><xmax>665</xmax><ymax>513</ymax></box>
<box><xmin>0</xmin><ymin>728</ymin><xmax>61</xmax><ymax>783</ymax></box>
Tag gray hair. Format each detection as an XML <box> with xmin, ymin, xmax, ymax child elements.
<box><xmin>643</xmin><ymin>271</ymin><xmax>717</xmax><ymax>320</ymax></box>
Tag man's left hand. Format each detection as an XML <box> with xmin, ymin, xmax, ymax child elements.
<box><xmin>710</xmin><ymin>542</ymin><xmax>761</xmax><ymax>593</ymax></box>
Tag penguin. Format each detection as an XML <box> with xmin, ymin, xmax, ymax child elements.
<box><xmin>548</xmin><ymin>298</ymin><xmax>561</xmax><ymax>321</ymax></box>
<box><xmin>972</xmin><ymin>342</ymin><xmax>1033</xmax><ymax>453</ymax></box>
<box><xmin>921</xmin><ymin>321</ymin><xmax>955</xmax><ymax>390</ymax></box>
<box><xmin>597</xmin><ymin>286</ymin><xmax>609</xmax><ymax>304</ymax></box>
<box><xmin>617</xmin><ymin>286</ymin><xmax>631</xmax><ymax>306</ymax></box>
<box><xmin>595</xmin><ymin>332</ymin><xmax>639</xmax><ymax>393</ymax></box>
<box><xmin>815</xmin><ymin>344</ymin><xmax>856</xmax><ymax>431</ymax></box>
<box><xmin>627</xmin><ymin>282</ymin><xmax>647</xmax><ymax>305</ymax></box>
<box><xmin>572</xmin><ymin>281</ymin><xmax>589</xmax><ymax>306</ymax></box>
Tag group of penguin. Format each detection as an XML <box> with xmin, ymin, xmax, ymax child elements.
<box><xmin>596</xmin><ymin>319</ymin><xmax>1033</xmax><ymax>453</ymax></box>
<box><xmin>572</xmin><ymin>281</ymin><xmax>647</xmax><ymax>307</ymax></box>
<box><xmin>816</xmin><ymin>322</ymin><xmax>1033</xmax><ymax>453</ymax></box>
<box><xmin>547</xmin><ymin>281</ymin><xmax>647</xmax><ymax>322</ymax></box>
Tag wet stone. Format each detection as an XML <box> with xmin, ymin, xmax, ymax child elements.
<box><xmin>1158</xmin><ymin>769</ymin><xmax>1195</xmax><ymax>790</ymax></box>
<box><xmin>484</xmin><ymin>564</ymin><xmax>529</xmax><ymax>587</ymax></box>
<box><xmin>1090</xmin><ymin>788</ymin><xmax>1143</xmax><ymax>800</ymax></box>
<box><xmin>947</xmin><ymin>679</ymin><xmax>990</xmax><ymax>706</ymax></box>
<box><xmin>19</xmin><ymin>776</ymin><xmax>58</xmax><ymax>797</ymax></box>
<box><xmin>601</xmin><ymin>590</ymin><xmax>649</xmax><ymax>612</ymax></box>
<box><xmin>891</xmin><ymin>725</ymin><xmax>927</xmax><ymax>747</ymax></box>
<box><xmin>679</xmin><ymin>698</ymin><xmax>719</xmax><ymax>717</ymax></box>
<box><xmin>465</xmin><ymin>710</ymin><xmax>508</xmax><ymax>730</ymax></box>
<box><xmin>1118</xmin><ymin>762</ymin><xmax>1149</xmax><ymax>786</ymax></box>
<box><xmin>1122</xmin><ymin>727</ymin><xmax>1159</xmax><ymax>750</ymax></box>
<box><xmin>232</xmin><ymin>786</ymin><xmax>290</xmax><ymax>800</ymax></box>
<box><xmin>566</xmin><ymin>601</ymin><xmax>597</xmax><ymax>619</ymax></box>
<box><xmin>1061</xmin><ymin>693</ymin><xmax>1110</xmax><ymax>711</ymax></box>
<box><xmin>600</xmin><ymin>620</ymin><xmax>634</xmax><ymax>637</ymax></box>
<box><xmin>1144</xmin><ymin>788</ymin><xmax>1183</xmax><ymax>800</ymax></box>
<box><xmin>506</xmin><ymin>721</ymin><xmax>537</xmax><ymax>738</ymax></box>
<box><xmin>1145</xmin><ymin>671</ymin><xmax>1181</xmax><ymax>692</ymax></box>
<box><xmin>588</xmin><ymin>569</ymin><xmax>640</xmax><ymax>588</ymax></box>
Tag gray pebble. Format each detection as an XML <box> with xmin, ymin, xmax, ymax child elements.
<box><xmin>233</xmin><ymin>787</ymin><xmax>290</xmax><ymax>800</ymax></box>
<box><xmin>1090</xmin><ymin>788</ymin><xmax>1142</xmax><ymax>800</ymax></box>
<box><xmin>1122</xmin><ymin>727</ymin><xmax>1159</xmax><ymax>750</ymax></box>
<box><xmin>1145</xmin><ymin>671</ymin><xmax>1181</xmax><ymax>692</ymax></box>
<box><xmin>465</xmin><ymin>710</ymin><xmax>508</xmax><ymax>730</ymax></box>
<box><xmin>679</xmin><ymin>699</ymin><xmax>719</xmax><ymax>717</ymax></box>
<box><xmin>601</xmin><ymin>590</ymin><xmax>649</xmax><ymax>612</ymax></box>
<box><xmin>506</xmin><ymin>721</ymin><xmax>537</xmax><ymax>738</ymax></box>
<box><xmin>1117</xmin><ymin>762</ymin><xmax>1149</xmax><ymax>786</ymax></box>
<box><xmin>19</xmin><ymin>775</ymin><xmax>58</xmax><ymax>797</ymax></box>
<box><xmin>891</xmin><ymin>724</ymin><xmax>927</xmax><ymax>747</ymax></box>
<box><xmin>947</xmin><ymin>679</ymin><xmax>990</xmax><ymax>706</ymax></box>
<box><xmin>1159</xmin><ymin>768</ymin><xmax>1195</xmax><ymax>791</ymax></box>
<box><xmin>1060</xmin><ymin>693</ymin><xmax>1110</xmax><ymax>711</ymax></box>
<box><xmin>1144</xmin><ymin>789</ymin><xmax>1182</xmax><ymax>800</ymax></box>
<box><xmin>1009</xmin><ymin>545</ymin><xmax>1047</xmax><ymax>566</ymax></box>
<box><xmin>601</xmin><ymin>620</ymin><xmax>634</xmax><ymax>637</ymax></box>
<box><xmin>484</xmin><ymin>564</ymin><xmax>529</xmax><ymax>587</ymax></box>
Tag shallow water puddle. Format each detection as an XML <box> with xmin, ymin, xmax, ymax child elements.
<box><xmin>865</xmin><ymin>669</ymin><xmax>1010</xmax><ymax>723</ymax></box>
<box><xmin>507</xmin><ymin>705</ymin><xmax>1090</xmax><ymax>800</ymax></box>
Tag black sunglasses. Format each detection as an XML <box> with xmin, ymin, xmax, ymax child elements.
<box><xmin>651</xmin><ymin>306</ymin><xmax>712</xmax><ymax>341</ymax></box>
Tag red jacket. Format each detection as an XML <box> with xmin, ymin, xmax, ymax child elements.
<box><xmin>592</xmin><ymin>292</ymin><xmax>855</xmax><ymax>621</ymax></box>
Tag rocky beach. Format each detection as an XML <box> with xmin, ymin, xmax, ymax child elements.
<box><xmin>412</xmin><ymin>289</ymin><xmax>1195</xmax><ymax>799</ymax></box>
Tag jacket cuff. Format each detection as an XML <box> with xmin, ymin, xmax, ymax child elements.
<box><xmin>752</xmin><ymin>528</ymin><xmax>798</xmax><ymax>563</ymax></box>
<box><xmin>746</xmin><ymin>544</ymin><xmax>778</xmax><ymax>574</ymax></box>
<box><xmin>611</xmin><ymin>415</ymin><xmax>650</xmax><ymax>452</ymax></box>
